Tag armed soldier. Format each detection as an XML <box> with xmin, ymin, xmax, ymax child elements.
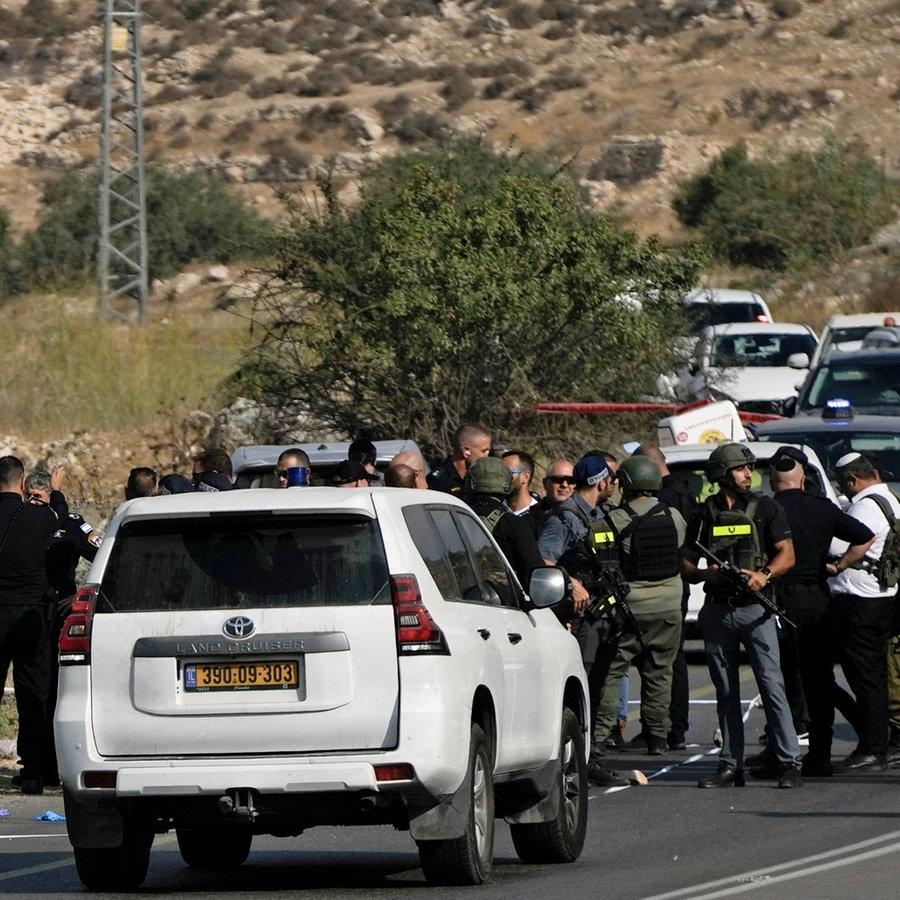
<box><xmin>593</xmin><ymin>455</ymin><xmax>687</xmax><ymax>757</ymax></box>
<box><xmin>682</xmin><ymin>442</ymin><xmax>802</xmax><ymax>789</ymax></box>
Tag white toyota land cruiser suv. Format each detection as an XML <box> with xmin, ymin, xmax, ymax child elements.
<box><xmin>55</xmin><ymin>486</ymin><xmax>589</xmax><ymax>890</ymax></box>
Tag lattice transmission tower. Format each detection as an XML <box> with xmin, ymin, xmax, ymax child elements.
<box><xmin>97</xmin><ymin>0</ymin><xmax>148</xmax><ymax>322</ymax></box>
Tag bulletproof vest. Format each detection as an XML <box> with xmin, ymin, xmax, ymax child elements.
<box><xmin>705</xmin><ymin>494</ymin><xmax>765</xmax><ymax>571</ymax></box>
<box><xmin>609</xmin><ymin>500</ymin><xmax>681</xmax><ymax>582</ymax></box>
<box><xmin>555</xmin><ymin>499</ymin><xmax>619</xmax><ymax>578</ymax></box>
<box><xmin>863</xmin><ymin>494</ymin><xmax>900</xmax><ymax>590</ymax></box>
<box><xmin>479</xmin><ymin>508</ymin><xmax>506</xmax><ymax>534</ymax></box>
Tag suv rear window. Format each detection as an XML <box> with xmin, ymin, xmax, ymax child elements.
<box><xmin>98</xmin><ymin>514</ymin><xmax>390</xmax><ymax>612</ymax></box>
<box><xmin>686</xmin><ymin>302</ymin><xmax>766</xmax><ymax>334</ymax></box>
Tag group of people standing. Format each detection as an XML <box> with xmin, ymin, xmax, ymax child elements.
<box><xmin>425</xmin><ymin>424</ymin><xmax>900</xmax><ymax>791</ymax></box>
<box><xmin>4</xmin><ymin>424</ymin><xmax>899</xmax><ymax>796</ymax></box>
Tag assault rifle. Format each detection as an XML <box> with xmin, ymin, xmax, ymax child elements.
<box><xmin>694</xmin><ymin>541</ymin><xmax>795</xmax><ymax>628</ymax></box>
<box><xmin>584</xmin><ymin>567</ymin><xmax>647</xmax><ymax>650</ymax></box>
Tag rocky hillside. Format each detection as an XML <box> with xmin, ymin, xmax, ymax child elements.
<box><xmin>1</xmin><ymin>0</ymin><xmax>898</xmax><ymax>243</ymax></box>
<box><xmin>0</xmin><ymin>0</ymin><xmax>898</xmax><ymax>528</ymax></box>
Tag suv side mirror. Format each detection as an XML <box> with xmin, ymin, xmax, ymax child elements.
<box><xmin>528</xmin><ymin>567</ymin><xmax>567</xmax><ymax>608</ymax></box>
<box><xmin>786</xmin><ymin>352</ymin><xmax>810</xmax><ymax>369</ymax></box>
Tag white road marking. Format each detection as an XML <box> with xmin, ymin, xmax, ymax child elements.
<box><xmin>640</xmin><ymin>828</ymin><xmax>900</xmax><ymax>899</ymax></box>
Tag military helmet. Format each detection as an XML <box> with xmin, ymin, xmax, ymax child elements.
<box><xmin>618</xmin><ymin>455</ymin><xmax>662</xmax><ymax>493</ymax></box>
<box><xmin>706</xmin><ymin>441</ymin><xmax>756</xmax><ymax>482</ymax></box>
<box><xmin>468</xmin><ymin>456</ymin><xmax>513</xmax><ymax>496</ymax></box>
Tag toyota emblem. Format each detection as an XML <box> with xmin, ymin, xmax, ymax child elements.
<box><xmin>223</xmin><ymin>616</ymin><xmax>256</xmax><ymax>639</ymax></box>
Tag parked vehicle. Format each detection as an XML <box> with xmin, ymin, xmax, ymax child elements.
<box><xmin>789</xmin><ymin>348</ymin><xmax>900</xmax><ymax>417</ymax></box>
<box><xmin>672</xmin><ymin>322</ymin><xmax>818</xmax><ymax>415</ymax></box>
<box><xmin>231</xmin><ymin>440</ymin><xmax>422</xmax><ymax>488</ymax></box>
<box><xmin>755</xmin><ymin>402</ymin><xmax>900</xmax><ymax>500</ymax></box>
<box><xmin>659</xmin><ymin>441</ymin><xmax>838</xmax><ymax>637</ymax></box>
<box><xmin>55</xmin><ymin>487</ymin><xmax>589</xmax><ymax>890</ymax></box>
<box><xmin>683</xmin><ymin>287</ymin><xmax>773</xmax><ymax>334</ymax></box>
<box><xmin>809</xmin><ymin>312</ymin><xmax>900</xmax><ymax>369</ymax></box>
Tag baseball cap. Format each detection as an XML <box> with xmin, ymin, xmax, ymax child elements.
<box><xmin>573</xmin><ymin>455</ymin><xmax>611</xmax><ymax>487</ymax></box>
<box><xmin>771</xmin><ymin>446</ymin><xmax>809</xmax><ymax>472</ymax></box>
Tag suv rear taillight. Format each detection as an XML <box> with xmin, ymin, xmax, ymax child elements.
<box><xmin>391</xmin><ymin>575</ymin><xmax>447</xmax><ymax>655</ymax></box>
<box><xmin>59</xmin><ymin>584</ymin><xmax>98</xmax><ymax>665</ymax></box>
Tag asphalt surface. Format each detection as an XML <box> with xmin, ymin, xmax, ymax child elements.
<box><xmin>3</xmin><ymin>651</ymin><xmax>900</xmax><ymax>898</ymax></box>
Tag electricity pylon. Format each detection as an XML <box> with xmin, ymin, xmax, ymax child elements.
<box><xmin>97</xmin><ymin>0</ymin><xmax>148</xmax><ymax>322</ymax></box>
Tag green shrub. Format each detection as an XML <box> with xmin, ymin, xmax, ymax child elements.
<box><xmin>241</xmin><ymin>138</ymin><xmax>704</xmax><ymax>457</ymax></box>
<box><xmin>672</xmin><ymin>135</ymin><xmax>897</xmax><ymax>270</ymax></box>
<box><xmin>16</xmin><ymin>167</ymin><xmax>277</xmax><ymax>291</ymax></box>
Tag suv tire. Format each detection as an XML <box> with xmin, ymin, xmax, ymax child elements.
<box><xmin>73</xmin><ymin>822</ymin><xmax>154</xmax><ymax>891</ymax></box>
<box><xmin>177</xmin><ymin>828</ymin><xmax>252</xmax><ymax>869</ymax></box>
<box><xmin>417</xmin><ymin>723</ymin><xmax>495</xmax><ymax>885</ymax></box>
<box><xmin>510</xmin><ymin>707</ymin><xmax>588</xmax><ymax>863</ymax></box>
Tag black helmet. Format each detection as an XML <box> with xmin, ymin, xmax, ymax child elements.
<box><xmin>618</xmin><ymin>456</ymin><xmax>662</xmax><ymax>493</ymax></box>
<box><xmin>706</xmin><ymin>442</ymin><xmax>756</xmax><ymax>482</ymax></box>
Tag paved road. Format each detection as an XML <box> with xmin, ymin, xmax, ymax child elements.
<box><xmin>3</xmin><ymin>652</ymin><xmax>900</xmax><ymax>898</ymax></box>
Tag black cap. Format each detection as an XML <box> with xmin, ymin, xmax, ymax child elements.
<box><xmin>772</xmin><ymin>446</ymin><xmax>808</xmax><ymax>472</ymax></box>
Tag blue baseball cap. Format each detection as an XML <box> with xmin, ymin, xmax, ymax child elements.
<box><xmin>573</xmin><ymin>456</ymin><xmax>611</xmax><ymax>487</ymax></box>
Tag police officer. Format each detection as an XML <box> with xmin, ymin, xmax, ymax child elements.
<box><xmin>683</xmin><ymin>442</ymin><xmax>801</xmax><ymax>789</ymax></box>
<box><xmin>761</xmin><ymin>447</ymin><xmax>874</xmax><ymax>778</ymax></box>
<box><xmin>0</xmin><ymin>457</ymin><xmax>68</xmax><ymax>795</ymax></box>
<box><xmin>538</xmin><ymin>455</ymin><xmax>633</xmax><ymax>787</ymax></box>
<box><xmin>593</xmin><ymin>455</ymin><xmax>687</xmax><ymax>757</ymax></box>
<box><xmin>426</xmin><ymin>424</ymin><xmax>492</xmax><ymax>493</ymax></box>
<box><xmin>24</xmin><ymin>468</ymin><xmax>103</xmax><ymax>787</ymax></box>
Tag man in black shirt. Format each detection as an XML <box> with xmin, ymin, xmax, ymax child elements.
<box><xmin>0</xmin><ymin>456</ymin><xmax>67</xmax><ymax>795</ymax></box>
<box><xmin>766</xmin><ymin>447</ymin><xmax>874</xmax><ymax>777</ymax></box>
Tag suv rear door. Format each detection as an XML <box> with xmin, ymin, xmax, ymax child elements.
<box><xmin>87</xmin><ymin>505</ymin><xmax>400</xmax><ymax>757</ymax></box>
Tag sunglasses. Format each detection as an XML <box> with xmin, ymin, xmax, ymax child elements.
<box><xmin>548</xmin><ymin>475</ymin><xmax>577</xmax><ymax>485</ymax></box>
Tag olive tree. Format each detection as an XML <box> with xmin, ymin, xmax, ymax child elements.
<box><xmin>242</xmin><ymin>140</ymin><xmax>704</xmax><ymax>456</ymax></box>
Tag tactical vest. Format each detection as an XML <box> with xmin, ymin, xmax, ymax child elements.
<box><xmin>479</xmin><ymin>508</ymin><xmax>506</xmax><ymax>534</ymax></box>
<box><xmin>609</xmin><ymin>500</ymin><xmax>681</xmax><ymax>582</ymax></box>
<box><xmin>705</xmin><ymin>494</ymin><xmax>765</xmax><ymax>571</ymax></box>
<box><xmin>555</xmin><ymin>499</ymin><xmax>619</xmax><ymax>578</ymax></box>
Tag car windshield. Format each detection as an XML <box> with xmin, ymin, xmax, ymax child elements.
<box><xmin>758</xmin><ymin>430</ymin><xmax>900</xmax><ymax>494</ymax></box>
<box><xmin>709</xmin><ymin>332</ymin><xmax>815</xmax><ymax>368</ymax></box>
<box><xmin>800</xmin><ymin>360</ymin><xmax>900</xmax><ymax>411</ymax></box>
<box><xmin>686</xmin><ymin>302</ymin><xmax>766</xmax><ymax>334</ymax></box>
<box><xmin>98</xmin><ymin>514</ymin><xmax>390</xmax><ymax>611</ymax></box>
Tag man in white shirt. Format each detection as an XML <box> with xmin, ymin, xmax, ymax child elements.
<box><xmin>827</xmin><ymin>451</ymin><xmax>900</xmax><ymax>772</ymax></box>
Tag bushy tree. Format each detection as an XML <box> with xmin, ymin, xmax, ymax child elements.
<box><xmin>18</xmin><ymin>167</ymin><xmax>276</xmax><ymax>291</ymax></box>
<box><xmin>241</xmin><ymin>139</ymin><xmax>705</xmax><ymax>456</ymax></box>
<box><xmin>672</xmin><ymin>134</ymin><xmax>896</xmax><ymax>270</ymax></box>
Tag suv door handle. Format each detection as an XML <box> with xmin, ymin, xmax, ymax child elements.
<box><xmin>477</xmin><ymin>628</ymin><xmax>491</xmax><ymax>640</ymax></box>
<box><xmin>507</xmin><ymin>632</ymin><xmax>522</xmax><ymax>644</ymax></box>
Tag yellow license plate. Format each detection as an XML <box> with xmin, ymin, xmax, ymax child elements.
<box><xmin>184</xmin><ymin>660</ymin><xmax>299</xmax><ymax>692</ymax></box>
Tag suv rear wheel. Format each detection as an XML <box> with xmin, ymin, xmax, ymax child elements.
<box><xmin>417</xmin><ymin>722</ymin><xmax>495</xmax><ymax>885</ymax></box>
<box><xmin>510</xmin><ymin>707</ymin><xmax>587</xmax><ymax>863</ymax></box>
<box><xmin>73</xmin><ymin>821</ymin><xmax>154</xmax><ymax>891</ymax></box>
<box><xmin>177</xmin><ymin>828</ymin><xmax>252</xmax><ymax>869</ymax></box>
